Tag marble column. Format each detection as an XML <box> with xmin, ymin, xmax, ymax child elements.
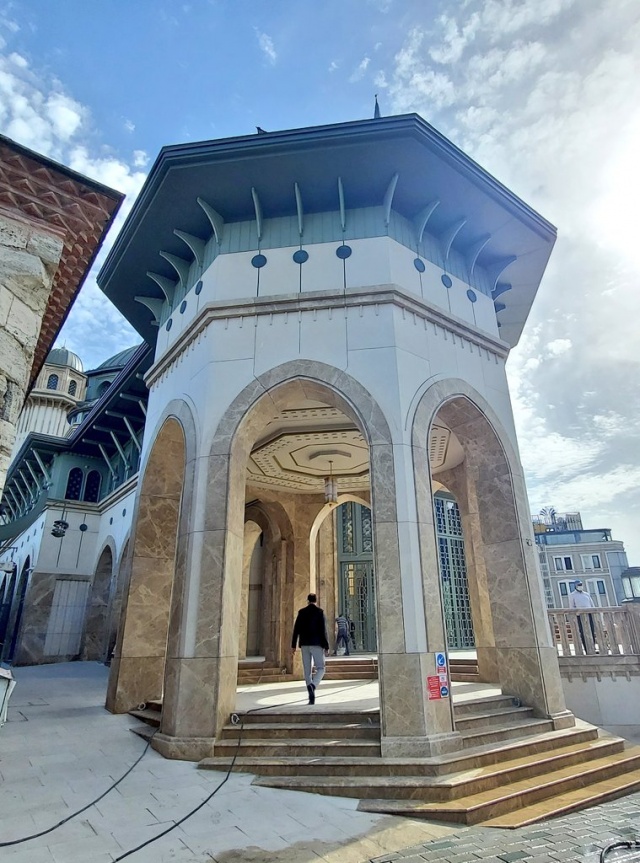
<box><xmin>374</xmin><ymin>441</ymin><xmax>459</xmax><ymax>757</ymax></box>
<box><xmin>106</xmin><ymin>416</ymin><xmax>187</xmax><ymax>715</ymax></box>
<box><xmin>238</xmin><ymin>522</ymin><xmax>261</xmax><ymax>659</ymax></box>
<box><xmin>437</xmin><ymin>466</ymin><xmax>499</xmax><ymax>683</ymax></box>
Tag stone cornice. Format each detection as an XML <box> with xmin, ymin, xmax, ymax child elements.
<box><xmin>146</xmin><ymin>285</ymin><xmax>509</xmax><ymax>388</ymax></box>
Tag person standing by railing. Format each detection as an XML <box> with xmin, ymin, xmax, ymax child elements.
<box><xmin>570</xmin><ymin>580</ymin><xmax>597</xmax><ymax>653</ymax></box>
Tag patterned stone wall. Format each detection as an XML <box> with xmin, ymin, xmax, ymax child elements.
<box><xmin>0</xmin><ymin>210</ymin><xmax>64</xmax><ymax>494</ymax></box>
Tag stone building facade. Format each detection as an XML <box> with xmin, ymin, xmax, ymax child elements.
<box><xmin>0</xmin><ymin>134</ymin><xmax>123</xmax><ymax>497</ymax></box>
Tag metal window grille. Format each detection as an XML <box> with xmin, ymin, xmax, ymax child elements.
<box><xmin>435</xmin><ymin>496</ymin><xmax>475</xmax><ymax>649</ymax></box>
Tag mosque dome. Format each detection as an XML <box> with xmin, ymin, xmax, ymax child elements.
<box><xmin>46</xmin><ymin>347</ymin><xmax>84</xmax><ymax>372</ymax></box>
<box><xmin>93</xmin><ymin>344</ymin><xmax>142</xmax><ymax>371</ymax></box>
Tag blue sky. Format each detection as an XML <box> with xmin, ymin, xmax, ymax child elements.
<box><xmin>1</xmin><ymin>0</ymin><xmax>640</xmax><ymax>562</ymax></box>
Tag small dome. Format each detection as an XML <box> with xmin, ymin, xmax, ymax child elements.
<box><xmin>93</xmin><ymin>344</ymin><xmax>142</xmax><ymax>371</ymax></box>
<box><xmin>47</xmin><ymin>347</ymin><xmax>84</xmax><ymax>372</ymax></box>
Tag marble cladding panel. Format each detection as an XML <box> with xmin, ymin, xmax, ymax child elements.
<box><xmin>415</xmin><ymin>521</ymin><xmax>448</xmax><ymax>651</ymax></box>
<box><xmin>122</xmin><ymin>554</ymin><xmax>173</xmax><ymax>656</ymax></box>
<box><xmin>165</xmin><ymin>527</ymin><xmax>191</xmax><ymax>659</ymax></box>
<box><xmin>134</xmin><ymin>494</ymin><xmax>181</xmax><ymax>559</ymax></box>
<box><xmin>490</xmin><ymin>645</ymin><xmax>569</xmax><ymax>719</ymax></box>
<box><xmin>191</xmin><ymin>528</ymin><xmax>226</xmax><ymax>657</ymax></box>
<box><xmin>106</xmin><ymin>654</ymin><xmax>166</xmax><ymax>713</ymax></box>
<box><xmin>140</xmin><ymin>431</ymin><xmax>185</xmax><ymax>499</ymax></box>
<box><xmin>161</xmin><ymin>656</ymin><xmax>222</xmax><ymax>738</ymax></box>
<box><xmin>201</xmin><ymin>453</ymin><xmax>232</xmax><ymax>532</ymax></box>
<box><xmin>219</xmin><ymin>530</ymin><xmax>246</xmax><ymax>659</ymax></box>
<box><xmin>372</xmin><ymin>521</ymin><xmax>406</xmax><ymax>655</ymax></box>
<box><xmin>12</xmin><ymin>571</ymin><xmax>55</xmax><ymax>665</ymax></box>
<box><xmin>379</xmin><ymin>652</ymin><xmax>427</xmax><ymax>738</ymax></box>
<box><xmin>208</xmin><ymin>377</ymin><xmax>269</xmax><ymax>457</ymax></box>
<box><xmin>370</xmin><ymin>444</ymin><xmax>397</xmax><ymax>523</ymax></box>
<box><xmin>482</xmin><ymin>539</ymin><xmax>539</xmax><ymax>648</ymax></box>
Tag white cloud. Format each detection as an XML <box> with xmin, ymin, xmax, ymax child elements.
<box><xmin>124</xmin><ymin>118</ymin><xmax>135</xmax><ymax>133</ymax></box>
<box><xmin>132</xmin><ymin>149</ymin><xmax>148</xmax><ymax>168</ymax></box>
<box><xmin>256</xmin><ymin>30</ymin><xmax>277</xmax><ymax>65</ymax></box>
<box><xmin>546</xmin><ymin>339</ymin><xmax>572</xmax><ymax>356</ymax></box>
<box><xmin>383</xmin><ymin>0</ymin><xmax>640</xmax><ymax>561</ymax></box>
<box><xmin>328</xmin><ymin>60</ymin><xmax>339</xmax><ymax>73</ymax></box>
<box><xmin>349</xmin><ymin>56</ymin><xmax>371</xmax><ymax>83</ymax></box>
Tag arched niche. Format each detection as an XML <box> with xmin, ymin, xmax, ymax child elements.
<box><xmin>412</xmin><ymin>378</ymin><xmax>571</xmax><ymax>724</ymax></box>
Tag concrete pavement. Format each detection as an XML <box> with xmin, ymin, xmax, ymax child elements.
<box><xmin>1</xmin><ymin>663</ymin><xmax>639</xmax><ymax>862</ymax></box>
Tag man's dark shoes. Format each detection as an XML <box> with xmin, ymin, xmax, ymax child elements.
<box><xmin>307</xmin><ymin>683</ymin><xmax>316</xmax><ymax>705</ymax></box>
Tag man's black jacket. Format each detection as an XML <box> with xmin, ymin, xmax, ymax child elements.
<box><xmin>291</xmin><ymin>604</ymin><xmax>329</xmax><ymax>649</ymax></box>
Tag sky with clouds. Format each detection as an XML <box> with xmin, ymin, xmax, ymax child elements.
<box><xmin>1</xmin><ymin>0</ymin><xmax>639</xmax><ymax>561</ymax></box>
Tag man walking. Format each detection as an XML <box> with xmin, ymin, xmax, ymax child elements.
<box><xmin>291</xmin><ymin>593</ymin><xmax>329</xmax><ymax>704</ymax></box>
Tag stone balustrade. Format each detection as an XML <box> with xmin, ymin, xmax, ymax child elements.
<box><xmin>548</xmin><ymin>606</ymin><xmax>640</xmax><ymax>657</ymax></box>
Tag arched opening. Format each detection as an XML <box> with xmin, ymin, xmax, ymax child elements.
<box><xmin>68</xmin><ymin>379</ymin><xmax>77</xmax><ymax>396</ymax></box>
<box><xmin>46</xmin><ymin>374</ymin><xmax>58</xmax><ymax>390</ymax></box>
<box><xmin>65</xmin><ymin>467</ymin><xmax>84</xmax><ymax>500</ymax></box>
<box><xmin>83</xmin><ymin>470</ymin><xmax>101</xmax><ymax>502</ymax></box>
<box><xmin>413</xmin><ymin>380</ymin><xmax>569</xmax><ymax>721</ymax></box>
<box><xmin>2</xmin><ymin>557</ymin><xmax>31</xmax><ymax>663</ymax></box>
<box><xmin>82</xmin><ymin>545</ymin><xmax>113</xmax><ymax>661</ymax></box>
<box><xmin>106</xmin><ymin>417</ymin><xmax>186</xmax><ymax>713</ymax></box>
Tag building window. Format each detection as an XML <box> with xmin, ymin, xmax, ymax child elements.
<box><xmin>83</xmin><ymin>470</ymin><xmax>101</xmax><ymax>503</ymax></box>
<box><xmin>47</xmin><ymin>374</ymin><xmax>59</xmax><ymax>390</ymax></box>
<box><xmin>559</xmin><ymin>583</ymin><xmax>568</xmax><ymax>596</ymax></box>
<box><xmin>554</xmin><ymin>556</ymin><xmax>573</xmax><ymax>572</ymax></box>
<box><xmin>596</xmin><ymin>580</ymin><xmax>606</xmax><ymax>595</ymax></box>
<box><xmin>65</xmin><ymin>467</ymin><xmax>83</xmax><ymax>500</ymax></box>
<box><xmin>68</xmin><ymin>380</ymin><xmax>77</xmax><ymax>396</ymax></box>
<box><xmin>98</xmin><ymin>381</ymin><xmax>111</xmax><ymax>397</ymax></box>
<box><xmin>581</xmin><ymin>553</ymin><xmax>602</xmax><ymax>571</ymax></box>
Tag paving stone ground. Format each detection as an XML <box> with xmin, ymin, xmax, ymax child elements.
<box><xmin>1</xmin><ymin>663</ymin><xmax>639</xmax><ymax>862</ymax></box>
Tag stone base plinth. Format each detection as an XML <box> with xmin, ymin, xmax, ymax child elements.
<box><xmin>151</xmin><ymin>732</ymin><xmax>215</xmax><ymax>761</ymax></box>
<box><xmin>381</xmin><ymin>731</ymin><xmax>462</xmax><ymax>758</ymax></box>
<box><xmin>548</xmin><ymin>709</ymin><xmax>576</xmax><ymax>730</ymax></box>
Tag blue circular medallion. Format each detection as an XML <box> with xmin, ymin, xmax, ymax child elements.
<box><xmin>79</xmin><ymin>523</ymin><xmax>88</xmax><ymax>532</ymax></box>
<box><xmin>336</xmin><ymin>245</ymin><xmax>352</xmax><ymax>260</ymax></box>
<box><xmin>466</xmin><ymin>289</ymin><xmax>477</xmax><ymax>303</ymax></box>
<box><xmin>180</xmin><ymin>300</ymin><xmax>187</xmax><ymax>314</ymax></box>
<box><xmin>414</xmin><ymin>258</ymin><xmax>426</xmax><ymax>273</ymax></box>
<box><xmin>195</xmin><ymin>280</ymin><xmax>203</xmax><ymax>295</ymax></box>
<box><xmin>251</xmin><ymin>253</ymin><xmax>267</xmax><ymax>268</ymax></box>
<box><xmin>293</xmin><ymin>249</ymin><xmax>309</xmax><ymax>264</ymax></box>
<box><xmin>441</xmin><ymin>274</ymin><xmax>453</xmax><ymax>288</ymax></box>
<box><xmin>165</xmin><ymin>318</ymin><xmax>173</xmax><ymax>331</ymax></box>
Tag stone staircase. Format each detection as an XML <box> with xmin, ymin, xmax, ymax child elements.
<box><xmin>237</xmin><ymin>660</ymin><xmax>290</xmax><ymax>685</ymax></box>
<box><xmin>449</xmin><ymin>656</ymin><xmax>480</xmax><ymax>682</ymax></box>
<box><xmin>195</xmin><ymin>694</ymin><xmax>640</xmax><ymax>828</ymax></box>
<box><xmin>323</xmin><ymin>655</ymin><xmax>378</xmax><ymax>680</ymax></box>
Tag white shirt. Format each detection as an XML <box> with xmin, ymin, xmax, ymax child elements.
<box><xmin>570</xmin><ymin>589</ymin><xmax>595</xmax><ymax>609</ymax></box>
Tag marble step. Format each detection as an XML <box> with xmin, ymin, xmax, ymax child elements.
<box><xmin>254</xmin><ymin>748</ymin><xmax>640</xmax><ymax>810</ymax></box>
<box><xmin>210</xmin><ymin>738</ymin><xmax>381</xmax><ymax>758</ymax></box>
<box><xmin>219</xmin><ymin>721</ymin><xmax>380</xmax><ymax>740</ymax></box>
<box><xmin>237</xmin><ymin>710</ymin><xmax>379</xmax><ymax>725</ymax></box>
<box><xmin>460</xmin><ymin>718</ymin><xmax>555</xmax><ymax>748</ymax></box>
<box><xmin>450</xmin><ymin>673</ymin><xmax>481</xmax><ymax>682</ymax></box>
<box><xmin>130</xmin><ymin>724</ymin><xmax>155</xmax><ymax>741</ymax></box>
<box><xmin>453</xmin><ymin>695</ymin><xmax>517</xmax><ymax>716</ymax></box>
<box><xmin>237</xmin><ymin>674</ymin><xmax>291</xmax><ymax>684</ymax></box>
<box><xmin>455</xmin><ymin>706</ymin><xmax>536</xmax><ymax>731</ymax></box>
<box><xmin>199</xmin><ymin>736</ymin><xmax>623</xmax><ymax>784</ymax></box>
<box><xmin>355</xmin><ymin>748</ymin><xmax>640</xmax><ymax>825</ymax></box>
<box><xmin>129</xmin><ymin>708</ymin><xmax>161</xmax><ymax>728</ymax></box>
<box><xmin>481</xmin><ymin>768</ymin><xmax>640</xmax><ymax>828</ymax></box>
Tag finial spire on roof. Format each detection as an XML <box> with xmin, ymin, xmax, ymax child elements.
<box><xmin>374</xmin><ymin>94</ymin><xmax>381</xmax><ymax>119</ymax></box>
